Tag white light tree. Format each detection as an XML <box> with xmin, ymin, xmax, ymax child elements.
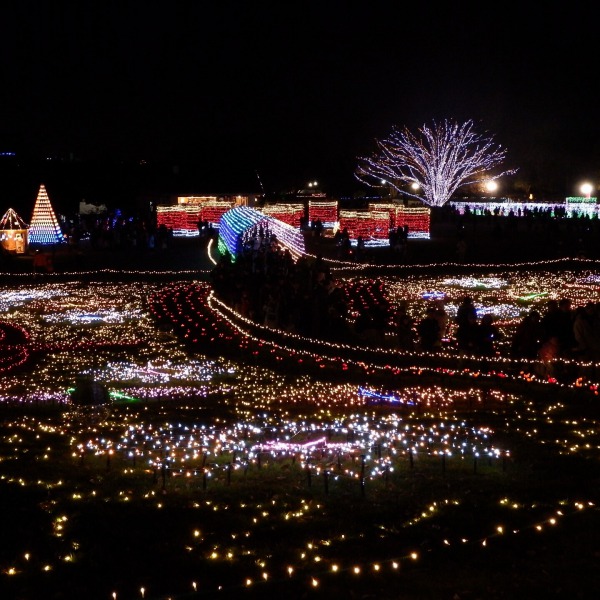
<box><xmin>356</xmin><ymin>119</ymin><xmax>516</xmax><ymax>207</ymax></box>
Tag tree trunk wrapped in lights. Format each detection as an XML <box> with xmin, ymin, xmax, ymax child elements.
<box><xmin>356</xmin><ymin>119</ymin><xmax>516</xmax><ymax>207</ymax></box>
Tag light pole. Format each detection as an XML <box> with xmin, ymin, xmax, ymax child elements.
<box><xmin>580</xmin><ymin>182</ymin><xmax>593</xmax><ymax>199</ymax></box>
<box><xmin>485</xmin><ymin>180</ymin><xmax>498</xmax><ymax>194</ymax></box>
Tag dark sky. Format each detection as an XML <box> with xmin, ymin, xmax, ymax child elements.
<box><xmin>1</xmin><ymin>2</ymin><xmax>600</xmax><ymax>204</ymax></box>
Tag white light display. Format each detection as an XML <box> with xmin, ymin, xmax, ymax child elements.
<box><xmin>84</xmin><ymin>359</ymin><xmax>231</xmax><ymax>384</ymax></box>
<box><xmin>450</xmin><ymin>199</ymin><xmax>566</xmax><ymax>216</ymax></box>
<box><xmin>356</xmin><ymin>120</ymin><xmax>515</xmax><ymax>207</ymax></box>
<box><xmin>0</xmin><ymin>287</ymin><xmax>68</xmax><ymax>313</ymax></box>
<box><xmin>42</xmin><ymin>308</ymin><xmax>142</xmax><ymax>325</ymax></box>
<box><xmin>441</xmin><ymin>277</ymin><xmax>508</xmax><ymax>289</ymax></box>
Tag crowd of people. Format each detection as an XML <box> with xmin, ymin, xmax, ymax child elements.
<box><xmin>210</xmin><ymin>231</ymin><xmax>600</xmax><ymax>368</ymax></box>
<box><xmin>396</xmin><ymin>297</ymin><xmax>504</xmax><ymax>357</ymax></box>
<box><xmin>406</xmin><ymin>294</ymin><xmax>600</xmax><ymax>370</ymax></box>
<box><xmin>211</xmin><ymin>234</ymin><xmax>353</xmax><ymax>342</ymax></box>
<box><xmin>69</xmin><ymin>216</ymin><xmax>174</xmax><ymax>252</ymax></box>
<box><xmin>512</xmin><ymin>298</ymin><xmax>600</xmax><ymax>362</ymax></box>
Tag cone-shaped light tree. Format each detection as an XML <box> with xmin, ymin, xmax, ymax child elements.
<box><xmin>29</xmin><ymin>184</ymin><xmax>65</xmax><ymax>245</ymax></box>
<box><xmin>356</xmin><ymin>119</ymin><xmax>516</xmax><ymax>207</ymax></box>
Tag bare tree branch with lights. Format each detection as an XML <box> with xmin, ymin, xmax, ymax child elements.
<box><xmin>356</xmin><ymin>119</ymin><xmax>516</xmax><ymax>207</ymax></box>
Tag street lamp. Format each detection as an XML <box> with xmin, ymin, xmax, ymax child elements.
<box><xmin>580</xmin><ymin>182</ymin><xmax>593</xmax><ymax>199</ymax></box>
<box><xmin>485</xmin><ymin>180</ymin><xmax>498</xmax><ymax>193</ymax></box>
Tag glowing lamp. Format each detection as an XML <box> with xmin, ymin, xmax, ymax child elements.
<box><xmin>581</xmin><ymin>182</ymin><xmax>593</xmax><ymax>198</ymax></box>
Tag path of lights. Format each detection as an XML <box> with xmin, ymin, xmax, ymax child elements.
<box><xmin>199</xmin><ymin>282</ymin><xmax>593</xmax><ymax>391</ymax></box>
<box><xmin>147</xmin><ymin>267</ymin><xmax>600</xmax><ymax>394</ymax></box>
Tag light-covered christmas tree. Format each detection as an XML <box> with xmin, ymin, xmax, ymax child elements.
<box><xmin>29</xmin><ymin>184</ymin><xmax>65</xmax><ymax>245</ymax></box>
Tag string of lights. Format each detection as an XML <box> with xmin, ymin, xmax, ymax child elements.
<box><xmin>356</xmin><ymin>119</ymin><xmax>516</xmax><ymax>207</ymax></box>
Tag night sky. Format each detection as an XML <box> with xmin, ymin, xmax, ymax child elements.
<box><xmin>1</xmin><ymin>3</ymin><xmax>600</xmax><ymax>211</ymax></box>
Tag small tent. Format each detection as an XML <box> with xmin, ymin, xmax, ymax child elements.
<box><xmin>0</xmin><ymin>208</ymin><xmax>28</xmax><ymax>254</ymax></box>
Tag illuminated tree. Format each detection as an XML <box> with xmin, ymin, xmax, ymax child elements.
<box><xmin>356</xmin><ymin>119</ymin><xmax>516</xmax><ymax>207</ymax></box>
<box><xmin>29</xmin><ymin>184</ymin><xmax>65</xmax><ymax>245</ymax></box>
